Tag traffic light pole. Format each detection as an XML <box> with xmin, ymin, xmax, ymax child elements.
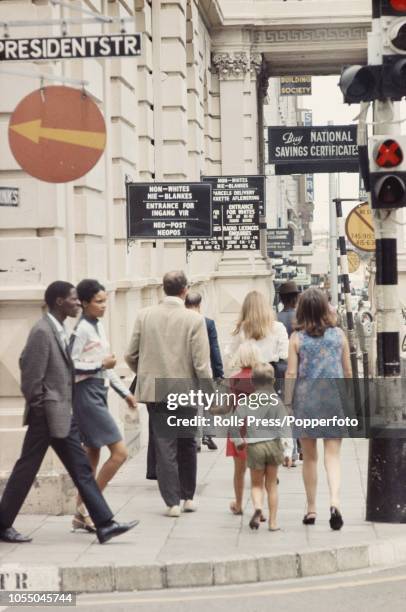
<box><xmin>366</xmin><ymin>99</ymin><xmax>406</xmax><ymax>523</ymax></box>
<box><xmin>328</xmin><ymin>120</ymin><xmax>339</xmax><ymax>307</ymax></box>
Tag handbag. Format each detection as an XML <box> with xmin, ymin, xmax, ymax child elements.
<box><xmin>270</xmin><ymin>359</ymin><xmax>288</xmax><ymax>395</ymax></box>
<box><xmin>129</xmin><ymin>375</ymin><xmax>137</xmax><ymax>395</ymax></box>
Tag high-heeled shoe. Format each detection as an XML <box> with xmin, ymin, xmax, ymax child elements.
<box><xmin>249</xmin><ymin>509</ymin><xmax>262</xmax><ymax>530</ymax></box>
<box><xmin>302</xmin><ymin>512</ymin><xmax>317</xmax><ymax>525</ymax></box>
<box><xmin>329</xmin><ymin>507</ymin><xmax>343</xmax><ymax>531</ymax></box>
<box><xmin>72</xmin><ymin>504</ymin><xmax>96</xmax><ymax>533</ymax></box>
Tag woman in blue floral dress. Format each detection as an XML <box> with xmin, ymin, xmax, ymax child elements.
<box><xmin>285</xmin><ymin>288</ymin><xmax>352</xmax><ymax>531</ymax></box>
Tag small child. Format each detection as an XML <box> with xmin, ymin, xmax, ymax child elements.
<box><xmin>231</xmin><ymin>363</ymin><xmax>292</xmax><ymax>531</ymax></box>
<box><xmin>226</xmin><ymin>342</ymin><xmax>262</xmax><ymax>516</ymax></box>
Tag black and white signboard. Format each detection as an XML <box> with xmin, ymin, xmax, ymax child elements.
<box><xmin>280</xmin><ymin>76</ymin><xmax>312</xmax><ymax>96</ymax></box>
<box><xmin>268</xmin><ymin>125</ymin><xmax>359</xmax><ymax>175</ymax></box>
<box><xmin>187</xmin><ymin>175</ymin><xmax>263</xmax><ymax>252</ymax></box>
<box><xmin>0</xmin><ymin>34</ymin><xmax>141</xmax><ymax>61</ymax></box>
<box><xmin>127</xmin><ymin>182</ymin><xmax>212</xmax><ymax>240</ymax></box>
<box><xmin>0</xmin><ymin>187</ymin><xmax>19</xmax><ymax>207</ymax></box>
<box><xmin>267</xmin><ymin>228</ymin><xmax>294</xmax><ymax>253</ymax></box>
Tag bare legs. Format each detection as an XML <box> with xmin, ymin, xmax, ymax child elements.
<box><xmin>323</xmin><ymin>438</ymin><xmax>342</xmax><ymax>509</ymax></box>
<box><xmin>250</xmin><ymin>468</ymin><xmax>263</xmax><ymax>511</ymax></box>
<box><xmin>265</xmin><ymin>465</ymin><xmax>279</xmax><ymax>529</ymax></box>
<box><xmin>301</xmin><ymin>438</ymin><xmax>318</xmax><ymax>515</ymax></box>
<box><xmin>76</xmin><ymin>440</ymin><xmax>129</xmax><ymax>507</ymax></box>
<box><xmin>300</xmin><ymin>438</ymin><xmax>342</xmax><ymax>515</ymax></box>
<box><xmin>230</xmin><ymin>456</ymin><xmax>246</xmax><ymax>513</ymax></box>
<box><xmin>249</xmin><ymin>466</ymin><xmax>279</xmax><ymax>530</ymax></box>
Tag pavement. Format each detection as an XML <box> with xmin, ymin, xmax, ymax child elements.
<box><xmin>1</xmin><ymin>410</ymin><xmax>406</xmax><ymax>594</ymax></box>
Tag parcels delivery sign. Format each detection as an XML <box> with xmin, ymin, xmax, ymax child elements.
<box><xmin>0</xmin><ymin>34</ymin><xmax>141</xmax><ymax>61</ymax></box>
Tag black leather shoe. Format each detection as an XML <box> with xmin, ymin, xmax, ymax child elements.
<box><xmin>329</xmin><ymin>507</ymin><xmax>343</xmax><ymax>531</ymax></box>
<box><xmin>202</xmin><ymin>435</ymin><xmax>218</xmax><ymax>450</ymax></box>
<box><xmin>0</xmin><ymin>527</ymin><xmax>32</xmax><ymax>543</ymax></box>
<box><xmin>96</xmin><ymin>520</ymin><xmax>139</xmax><ymax>544</ymax></box>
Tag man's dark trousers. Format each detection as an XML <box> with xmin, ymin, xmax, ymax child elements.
<box><xmin>0</xmin><ymin>410</ymin><xmax>113</xmax><ymax>529</ymax></box>
<box><xmin>147</xmin><ymin>403</ymin><xmax>197</xmax><ymax>507</ymax></box>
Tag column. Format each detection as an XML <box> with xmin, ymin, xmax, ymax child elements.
<box><xmin>209</xmin><ymin>48</ymin><xmax>272</xmax><ymax>342</ymax></box>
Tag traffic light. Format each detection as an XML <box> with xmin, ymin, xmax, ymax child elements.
<box><xmin>339</xmin><ymin>65</ymin><xmax>381</xmax><ymax>103</ymax></box>
<box><xmin>378</xmin><ymin>0</ymin><xmax>406</xmax><ymax>98</ymax></box>
<box><xmin>339</xmin><ymin>1</ymin><xmax>406</xmax><ymax>103</ymax></box>
<box><xmin>369</xmin><ymin>136</ymin><xmax>406</xmax><ymax>208</ymax></box>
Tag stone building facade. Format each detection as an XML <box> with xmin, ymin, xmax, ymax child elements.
<box><xmin>0</xmin><ymin>0</ymin><xmax>371</xmax><ymax>512</ymax></box>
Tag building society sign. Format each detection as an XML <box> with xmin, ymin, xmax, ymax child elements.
<box><xmin>0</xmin><ymin>34</ymin><xmax>141</xmax><ymax>61</ymax></box>
<box><xmin>268</xmin><ymin>125</ymin><xmax>359</xmax><ymax>174</ymax></box>
<box><xmin>280</xmin><ymin>76</ymin><xmax>312</xmax><ymax>96</ymax></box>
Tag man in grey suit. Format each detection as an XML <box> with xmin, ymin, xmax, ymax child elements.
<box><xmin>126</xmin><ymin>271</ymin><xmax>212</xmax><ymax>517</ymax></box>
<box><xmin>0</xmin><ymin>281</ymin><xmax>138</xmax><ymax>544</ymax></box>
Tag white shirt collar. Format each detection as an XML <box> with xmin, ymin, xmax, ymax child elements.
<box><xmin>163</xmin><ymin>296</ymin><xmax>184</xmax><ymax>306</ymax></box>
<box><xmin>47</xmin><ymin>312</ymin><xmax>66</xmax><ymax>334</ymax></box>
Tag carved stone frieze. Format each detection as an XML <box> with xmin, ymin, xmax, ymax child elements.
<box><xmin>250</xmin><ymin>25</ymin><xmax>370</xmax><ymax>46</ymax></box>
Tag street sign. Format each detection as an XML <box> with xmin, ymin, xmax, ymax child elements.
<box><xmin>267</xmin><ymin>228</ymin><xmax>294</xmax><ymax>253</ymax></box>
<box><xmin>0</xmin><ymin>187</ymin><xmax>19</xmax><ymax>206</ymax></box>
<box><xmin>8</xmin><ymin>86</ymin><xmax>106</xmax><ymax>183</ymax></box>
<box><xmin>187</xmin><ymin>175</ymin><xmax>263</xmax><ymax>252</ymax></box>
<box><xmin>347</xmin><ymin>249</ymin><xmax>361</xmax><ymax>273</ymax></box>
<box><xmin>280</xmin><ymin>76</ymin><xmax>312</xmax><ymax>96</ymax></box>
<box><xmin>127</xmin><ymin>182</ymin><xmax>212</xmax><ymax>239</ymax></box>
<box><xmin>268</xmin><ymin>125</ymin><xmax>359</xmax><ymax>175</ymax></box>
<box><xmin>0</xmin><ymin>34</ymin><xmax>141</xmax><ymax>61</ymax></box>
<box><xmin>345</xmin><ymin>202</ymin><xmax>376</xmax><ymax>252</ymax></box>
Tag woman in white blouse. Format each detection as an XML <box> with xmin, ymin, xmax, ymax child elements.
<box><xmin>226</xmin><ymin>290</ymin><xmax>289</xmax><ymax>516</ymax></box>
<box><xmin>228</xmin><ymin>290</ymin><xmax>289</xmax><ymax>365</ymax></box>
<box><xmin>70</xmin><ymin>279</ymin><xmax>137</xmax><ymax>532</ymax></box>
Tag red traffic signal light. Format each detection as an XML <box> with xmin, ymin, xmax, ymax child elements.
<box><xmin>374</xmin><ymin>139</ymin><xmax>404</xmax><ymax>167</ymax></box>
<box><xmin>379</xmin><ymin>0</ymin><xmax>406</xmax><ymax>15</ymax></box>
<box><xmin>369</xmin><ymin>136</ymin><xmax>406</xmax><ymax>208</ymax></box>
<box><xmin>389</xmin><ymin>0</ymin><xmax>406</xmax><ymax>11</ymax></box>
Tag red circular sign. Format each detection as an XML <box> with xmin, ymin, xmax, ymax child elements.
<box><xmin>8</xmin><ymin>86</ymin><xmax>106</xmax><ymax>183</ymax></box>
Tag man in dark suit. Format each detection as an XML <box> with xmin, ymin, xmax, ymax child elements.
<box><xmin>0</xmin><ymin>281</ymin><xmax>138</xmax><ymax>544</ymax></box>
<box><xmin>185</xmin><ymin>290</ymin><xmax>224</xmax><ymax>451</ymax></box>
<box><xmin>277</xmin><ymin>281</ymin><xmax>300</xmax><ymax>338</ymax></box>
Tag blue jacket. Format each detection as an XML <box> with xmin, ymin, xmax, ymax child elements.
<box><xmin>205</xmin><ymin>317</ymin><xmax>224</xmax><ymax>379</ymax></box>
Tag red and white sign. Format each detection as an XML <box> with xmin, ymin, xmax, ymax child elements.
<box><xmin>8</xmin><ymin>86</ymin><xmax>106</xmax><ymax>183</ymax></box>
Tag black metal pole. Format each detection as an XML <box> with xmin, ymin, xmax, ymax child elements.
<box><xmin>335</xmin><ymin>199</ymin><xmax>362</xmax><ymax>427</ymax></box>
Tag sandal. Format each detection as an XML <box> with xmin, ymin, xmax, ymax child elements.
<box><xmin>268</xmin><ymin>526</ymin><xmax>281</xmax><ymax>532</ymax></box>
<box><xmin>229</xmin><ymin>501</ymin><xmax>243</xmax><ymax>516</ymax></box>
<box><xmin>72</xmin><ymin>504</ymin><xmax>96</xmax><ymax>533</ymax></box>
<box><xmin>302</xmin><ymin>512</ymin><xmax>317</xmax><ymax>525</ymax></box>
<box><xmin>249</xmin><ymin>509</ymin><xmax>262</xmax><ymax>530</ymax></box>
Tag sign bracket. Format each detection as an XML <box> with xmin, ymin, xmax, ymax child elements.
<box><xmin>0</xmin><ymin>67</ymin><xmax>88</xmax><ymax>87</ymax></box>
<box><xmin>0</xmin><ymin>16</ymin><xmax>134</xmax><ymax>31</ymax></box>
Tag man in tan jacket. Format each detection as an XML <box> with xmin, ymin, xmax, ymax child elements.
<box><xmin>125</xmin><ymin>270</ymin><xmax>212</xmax><ymax>517</ymax></box>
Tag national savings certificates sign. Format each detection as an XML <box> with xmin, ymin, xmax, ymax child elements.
<box><xmin>268</xmin><ymin>125</ymin><xmax>359</xmax><ymax>174</ymax></box>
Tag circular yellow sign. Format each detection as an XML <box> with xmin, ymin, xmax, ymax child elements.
<box><xmin>347</xmin><ymin>250</ymin><xmax>361</xmax><ymax>273</ymax></box>
<box><xmin>345</xmin><ymin>202</ymin><xmax>375</xmax><ymax>252</ymax></box>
